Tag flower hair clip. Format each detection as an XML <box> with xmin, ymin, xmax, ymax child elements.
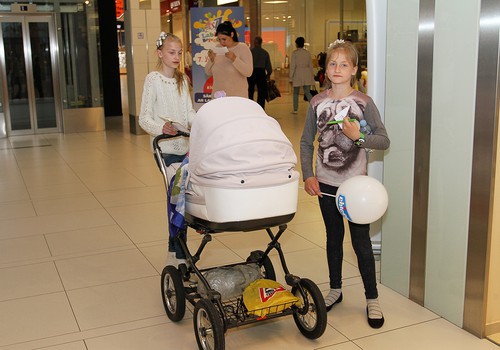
<box><xmin>328</xmin><ymin>39</ymin><xmax>346</xmax><ymax>49</ymax></box>
<box><xmin>156</xmin><ymin>32</ymin><xmax>169</xmax><ymax>49</ymax></box>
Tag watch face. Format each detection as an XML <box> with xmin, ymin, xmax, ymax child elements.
<box><xmin>355</xmin><ymin>138</ymin><xmax>365</xmax><ymax>146</ymax></box>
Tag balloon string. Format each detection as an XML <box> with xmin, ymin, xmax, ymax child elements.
<box><xmin>321</xmin><ymin>192</ymin><xmax>336</xmax><ymax>198</ymax></box>
<box><xmin>299</xmin><ymin>187</ymin><xmax>336</xmax><ymax>198</ymax></box>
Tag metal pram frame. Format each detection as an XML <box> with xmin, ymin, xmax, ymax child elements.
<box><xmin>153</xmin><ymin>133</ymin><xmax>327</xmax><ymax>350</ymax></box>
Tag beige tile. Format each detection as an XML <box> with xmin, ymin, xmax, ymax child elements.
<box><xmin>0</xmin><ymin>185</ymin><xmax>30</xmax><ymax>203</ymax></box>
<box><xmin>71</xmin><ymin>167</ymin><xmax>146</xmax><ymax>192</ymax></box>
<box><xmin>0</xmin><ymin>209</ymin><xmax>115</xmax><ymax>239</ymax></box>
<box><xmin>0</xmin><ymin>235</ymin><xmax>51</xmax><ymax>265</ymax></box>
<box><xmin>46</xmin><ymin>225</ymin><xmax>134</xmax><ymax>256</ymax></box>
<box><xmin>56</xmin><ymin>249</ymin><xmax>158</xmax><ymax>290</ymax></box>
<box><xmin>85</xmin><ymin>322</ymin><xmax>196</xmax><ymax>350</ymax></box>
<box><xmin>139</xmin><ymin>236</ymin><xmax>243</xmax><ymax>273</ymax></box>
<box><xmin>320</xmin><ymin>342</ymin><xmax>366</xmax><ymax>350</ymax></box>
<box><xmin>125</xmin><ymin>164</ymin><xmax>165</xmax><ymax>187</ymax></box>
<box><xmin>354</xmin><ymin>318</ymin><xmax>499</xmax><ymax>350</ymax></box>
<box><xmin>57</xmin><ymin>149</ymin><xmax>112</xmax><ymax>164</ymax></box>
<box><xmin>40</xmin><ymin>209</ymin><xmax>117</xmax><ymax>234</ymax></box>
<box><xmin>33</xmin><ymin>194</ymin><xmax>103</xmax><ymax>216</ymax></box>
<box><xmin>39</xmin><ymin>341</ymin><xmax>88</xmax><ymax>350</ymax></box>
<box><xmin>0</xmin><ymin>262</ymin><xmax>63</xmax><ymax>301</ymax></box>
<box><xmin>106</xmin><ymin>202</ymin><xmax>168</xmax><ymax>244</ymax></box>
<box><xmin>326</xmin><ymin>283</ymin><xmax>439</xmax><ymax>340</ymax></box>
<box><xmin>290</xmin><ymin>201</ymin><xmax>324</xmax><ymax>224</ymax></box>
<box><xmin>21</xmin><ymin>165</ymin><xmax>82</xmax><ymax>187</ymax></box>
<box><xmin>67</xmin><ymin>276</ymin><xmax>164</xmax><ymax>330</ymax></box>
<box><xmin>287</xmin><ymin>220</ymin><xmax>327</xmax><ymax>248</ymax></box>
<box><xmin>267</xmin><ymin>247</ymin><xmax>359</xmax><ymax>288</ymax></box>
<box><xmin>0</xmin><ymin>200</ymin><xmax>36</xmax><ymax>219</ymax></box>
<box><xmin>0</xmin><ymin>292</ymin><xmax>79</xmax><ymax>347</ymax></box>
<box><xmin>224</xmin><ymin>316</ymin><xmax>347</xmax><ymax>350</ymax></box>
<box><xmin>93</xmin><ymin>185</ymin><xmax>166</xmax><ymax>208</ymax></box>
<box><xmin>214</xmin><ymin>228</ymin><xmax>318</xmax><ymax>260</ymax></box>
<box><xmin>27</xmin><ymin>182</ymin><xmax>91</xmax><ymax>200</ymax></box>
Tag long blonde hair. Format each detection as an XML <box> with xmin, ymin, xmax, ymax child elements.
<box><xmin>156</xmin><ymin>32</ymin><xmax>190</xmax><ymax>95</ymax></box>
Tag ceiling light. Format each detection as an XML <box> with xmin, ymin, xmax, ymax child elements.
<box><xmin>264</xmin><ymin>1</ymin><xmax>288</xmax><ymax>4</ymax></box>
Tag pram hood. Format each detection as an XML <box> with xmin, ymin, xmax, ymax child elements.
<box><xmin>189</xmin><ymin>97</ymin><xmax>298</xmax><ymax>188</ymax></box>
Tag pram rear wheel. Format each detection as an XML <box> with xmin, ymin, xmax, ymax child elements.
<box><xmin>291</xmin><ymin>278</ymin><xmax>327</xmax><ymax>339</ymax></box>
<box><xmin>161</xmin><ymin>265</ymin><xmax>186</xmax><ymax>322</ymax></box>
<box><xmin>246</xmin><ymin>250</ymin><xmax>276</xmax><ymax>280</ymax></box>
<box><xmin>193</xmin><ymin>298</ymin><xmax>225</xmax><ymax>350</ymax></box>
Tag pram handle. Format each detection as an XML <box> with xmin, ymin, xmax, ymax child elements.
<box><xmin>153</xmin><ymin>131</ymin><xmax>190</xmax><ymax>152</ymax></box>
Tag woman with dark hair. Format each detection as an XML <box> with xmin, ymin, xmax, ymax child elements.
<box><xmin>205</xmin><ymin>21</ymin><xmax>253</xmax><ymax>98</ymax></box>
<box><xmin>289</xmin><ymin>36</ymin><xmax>316</xmax><ymax>114</ymax></box>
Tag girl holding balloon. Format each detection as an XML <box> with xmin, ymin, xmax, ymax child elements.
<box><xmin>299</xmin><ymin>39</ymin><xmax>390</xmax><ymax>328</ymax></box>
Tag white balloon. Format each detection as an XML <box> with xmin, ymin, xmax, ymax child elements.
<box><xmin>336</xmin><ymin>175</ymin><xmax>388</xmax><ymax>224</ymax></box>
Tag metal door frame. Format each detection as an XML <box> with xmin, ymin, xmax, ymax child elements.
<box><xmin>0</xmin><ymin>14</ymin><xmax>62</xmax><ymax>136</ymax></box>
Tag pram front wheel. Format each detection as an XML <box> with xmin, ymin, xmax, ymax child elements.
<box><xmin>291</xmin><ymin>278</ymin><xmax>327</xmax><ymax>339</ymax></box>
<box><xmin>161</xmin><ymin>265</ymin><xmax>186</xmax><ymax>322</ymax></box>
<box><xmin>193</xmin><ymin>298</ymin><xmax>225</xmax><ymax>350</ymax></box>
<box><xmin>246</xmin><ymin>250</ymin><xmax>276</xmax><ymax>280</ymax></box>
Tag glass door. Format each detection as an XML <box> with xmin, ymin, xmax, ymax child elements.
<box><xmin>0</xmin><ymin>15</ymin><xmax>60</xmax><ymax>135</ymax></box>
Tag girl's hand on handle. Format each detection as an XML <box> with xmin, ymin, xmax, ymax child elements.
<box><xmin>162</xmin><ymin>121</ymin><xmax>177</xmax><ymax>135</ymax></box>
<box><xmin>304</xmin><ymin>177</ymin><xmax>322</xmax><ymax>197</ymax></box>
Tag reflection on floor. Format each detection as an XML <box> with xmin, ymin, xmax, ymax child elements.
<box><xmin>0</xmin><ymin>88</ymin><xmax>498</xmax><ymax>349</ymax></box>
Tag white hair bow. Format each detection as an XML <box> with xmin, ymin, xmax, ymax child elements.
<box><xmin>156</xmin><ymin>32</ymin><xmax>169</xmax><ymax>48</ymax></box>
<box><xmin>328</xmin><ymin>39</ymin><xmax>345</xmax><ymax>49</ymax></box>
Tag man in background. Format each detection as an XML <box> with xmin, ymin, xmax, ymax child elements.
<box><xmin>248</xmin><ymin>36</ymin><xmax>272</xmax><ymax>109</ymax></box>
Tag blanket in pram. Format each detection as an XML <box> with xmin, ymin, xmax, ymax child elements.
<box><xmin>167</xmin><ymin>156</ymin><xmax>189</xmax><ymax>238</ymax></box>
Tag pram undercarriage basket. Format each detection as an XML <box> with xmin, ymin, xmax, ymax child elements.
<box><xmin>154</xmin><ymin>97</ymin><xmax>327</xmax><ymax>350</ymax></box>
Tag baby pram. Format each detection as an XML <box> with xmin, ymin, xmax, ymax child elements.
<box><xmin>154</xmin><ymin>97</ymin><xmax>327</xmax><ymax>350</ymax></box>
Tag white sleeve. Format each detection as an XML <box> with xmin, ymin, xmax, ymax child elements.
<box><xmin>139</xmin><ymin>74</ymin><xmax>164</xmax><ymax>136</ymax></box>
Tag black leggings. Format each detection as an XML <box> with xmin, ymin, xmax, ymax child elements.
<box><xmin>318</xmin><ymin>182</ymin><xmax>378</xmax><ymax>299</ymax></box>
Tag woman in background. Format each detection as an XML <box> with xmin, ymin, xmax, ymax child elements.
<box><xmin>205</xmin><ymin>21</ymin><xmax>253</xmax><ymax>97</ymax></box>
<box><xmin>289</xmin><ymin>36</ymin><xmax>316</xmax><ymax>114</ymax></box>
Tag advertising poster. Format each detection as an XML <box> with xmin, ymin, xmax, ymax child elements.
<box><xmin>190</xmin><ymin>7</ymin><xmax>245</xmax><ymax>110</ymax></box>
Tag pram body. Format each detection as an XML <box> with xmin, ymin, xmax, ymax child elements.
<box><xmin>155</xmin><ymin>97</ymin><xmax>326</xmax><ymax>350</ymax></box>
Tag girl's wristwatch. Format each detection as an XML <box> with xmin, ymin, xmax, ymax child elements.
<box><xmin>354</xmin><ymin>132</ymin><xmax>365</xmax><ymax>146</ymax></box>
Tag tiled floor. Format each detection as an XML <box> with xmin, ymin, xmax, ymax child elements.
<box><xmin>0</xmin><ymin>83</ymin><xmax>498</xmax><ymax>349</ymax></box>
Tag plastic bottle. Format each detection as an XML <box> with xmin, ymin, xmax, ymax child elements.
<box><xmin>360</xmin><ymin>119</ymin><xmax>372</xmax><ymax>135</ymax></box>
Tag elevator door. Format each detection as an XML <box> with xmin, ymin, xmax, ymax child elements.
<box><xmin>0</xmin><ymin>15</ymin><xmax>60</xmax><ymax>135</ymax></box>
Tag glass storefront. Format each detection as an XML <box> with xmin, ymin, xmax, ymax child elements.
<box><xmin>0</xmin><ymin>1</ymin><xmax>104</xmax><ymax>136</ymax></box>
<box><xmin>257</xmin><ymin>0</ymin><xmax>367</xmax><ymax>92</ymax></box>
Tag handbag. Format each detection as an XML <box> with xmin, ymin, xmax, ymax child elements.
<box><xmin>266</xmin><ymin>79</ymin><xmax>281</xmax><ymax>102</ymax></box>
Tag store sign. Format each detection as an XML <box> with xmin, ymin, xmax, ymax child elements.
<box><xmin>116</xmin><ymin>0</ymin><xmax>124</xmax><ymax>19</ymax></box>
<box><xmin>170</xmin><ymin>0</ymin><xmax>181</xmax><ymax>13</ymax></box>
<box><xmin>160</xmin><ymin>0</ymin><xmax>182</xmax><ymax>16</ymax></box>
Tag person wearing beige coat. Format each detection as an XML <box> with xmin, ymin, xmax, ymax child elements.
<box><xmin>289</xmin><ymin>36</ymin><xmax>316</xmax><ymax>113</ymax></box>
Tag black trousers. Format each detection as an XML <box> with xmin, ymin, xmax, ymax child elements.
<box><xmin>318</xmin><ymin>182</ymin><xmax>378</xmax><ymax>299</ymax></box>
<box><xmin>248</xmin><ymin>68</ymin><xmax>268</xmax><ymax>109</ymax></box>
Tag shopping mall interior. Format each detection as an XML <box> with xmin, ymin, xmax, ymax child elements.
<box><xmin>1</xmin><ymin>0</ymin><xmax>500</xmax><ymax>349</ymax></box>
<box><xmin>0</xmin><ymin>77</ymin><xmax>498</xmax><ymax>349</ymax></box>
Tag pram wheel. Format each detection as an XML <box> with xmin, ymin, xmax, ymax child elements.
<box><xmin>161</xmin><ymin>265</ymin><xmax>186</xmax><ymax>322</ymax></box>
<box><xmin>291</xmin><ymin>278</ymin><xmax>327</xmax><ymax>339</ymax></box>
<box><xmin>193</xmin><ymin>298</ymin><xmax>225</xmax><ymax>350</ymax></box>
<box><xmin>246</xmin><ymin>250</ymin><xmax>276</xmax><ymax>280</ymax></box>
